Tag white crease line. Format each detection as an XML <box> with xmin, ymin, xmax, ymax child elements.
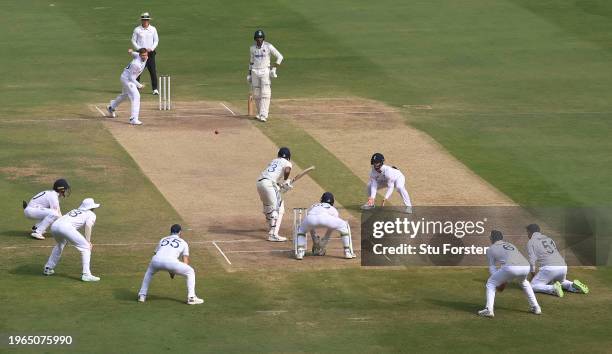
<box><xmin>94</xmin><ymin>105</ymin><xmax>106</xmax><ymax>117</ymax></box>
<box><xmin>212</xmin><ymin>241</ymin><xmax>232</xmax><ymax>265</ymax></box>
<box><xmin>1</xmin><ymin>238</ymin><xmax>268</xmax><ymax>250</ymax></box>
<box><xmin>0</xmin><ymin>118</ymin><xmax>92</xmax><ymax>123</ymax></box>
<box><xmin>287</xmin><ymin>111</ymin><xmax>398</xmax><ymax>116</ymax></box>
<box><xmin>225</xmin><ymin>248</ymin><xmax>361</xmax><ymax>254</ymax></box>
<box><xmin>220</xmin><ymin>102</ymin><xmax>236</xmax><ymax>116</ymax></box>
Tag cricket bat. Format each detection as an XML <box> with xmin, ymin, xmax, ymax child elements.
<box><xmin>291</xmin><ymin>166</ymin><xmax>315</xmax><ymax>185</ymax></box>
<box><xmin>248</xmin><ymin>94</ymin><xmax>255</xmax><ymax>116</ymax></box>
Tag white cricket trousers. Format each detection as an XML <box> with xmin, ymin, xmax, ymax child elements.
<box><xmin>110</xmin><ymin>77</ymin><xmax>141</xmax><ymax>119</ymax></box>
<box><xmin>138</xmin><ymin>258</ymin><xmax>196</xmax><ymax>298</ymax></box>
<box><xmin>45</xmin><ymin>221</ymin><xmax>92</xmax><ymax>275</ymax></box>
<box><xmin>251</xmin><ymin>68</ymin><xmax>271</xmax><ymax>117</ymax></box>
<box><xmin>24</xmin><ymin>206</ymin><xmax>58</xmax><ymax>234</ymax></box>
<box><xmin>297</xmin><ymin>213</ymin><xmax>351</xmax><ymax>249</ymax></box>
<box><xmin>485</xmin><ymin>265</ymin><xmax>539</xmax><ymax>311</ymax></box>
<box><xmin>367</xmin><ymin>175</ymin><xmax>412</xmax><ymax>207</ymax></box>
<box><xmin>531</xmin><ymin>266</ymin><xmax>573</xmax><ymax>294</ymax></box>
<box><xmin>256</xmin><ymin>178</ymin><xmax>284</xmax><ymax>236</ymax></box>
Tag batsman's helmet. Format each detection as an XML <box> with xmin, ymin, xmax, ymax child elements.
<box><xmin>170</xmin><ymin>224</ymin><xmax>182</xmax><ymax>235</ymax></box>
<box><xmin>53</xmin><ymin>179</ymin><xmax>71</xmax><ymax>196</ymax></box>
<box><xmin>254</xmin><ymin>29</ymin><xmax>265</xmax><ymax>40</ymax></box>
<box><xmin>371</xmin><ymin>153</ymin><xmax>385</xmax><ymax>165</ymax></box>
<box><xmin>490</xmin><ymin>230</ymin><xmax>504</xmax><ymax>243</ymax></box>
<box><xmin>278</xmin><ymin>147</ymin><xmax>291</xmax><ymax>160</ymax></box>
<box><xmin>321</xmin><ymin>192</ymin><xmax>335</xmax><ymax>206</ymax></box>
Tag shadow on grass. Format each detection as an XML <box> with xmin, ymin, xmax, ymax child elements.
<box><xmin>0</xmin><ymin>230</ymin><xmax>31</xmax><ymax>240</ymax></box>
<box><xmin>9</xmin><ymin>263</ymin><xmax>82</xmax><ymax>281</ymax></box>
<box><xmin>113</xmin><ymin>288</ymin><xmax>184</xmax><ymax>304</ymax></box>
<box><xmin>428</xmin><ymin>298</ymin><xmax>528</xmax><ymax>315</ymax></box>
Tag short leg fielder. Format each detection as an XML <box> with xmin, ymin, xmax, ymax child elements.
<box><xmin>45</xmin><ymin>222</ymin><xmax>94</xmax><ymax>277</ymax></box>
<box><xmin>139</xmin><ymin>259</ymin><xmax>196</xmax><ymax>299</ymax></box>
<box><xmin>296</xmin><ymin>214</ymin><xmax>355</xmax><ymax>259</ymax></box>
<box><xmin>24</xmin><ymin>207</ymin><xmax>59</xmax><ymax>235</ymax></box>
<box><xmin>256</xmin><ymin>179</ymin><xmax>286</xmax><ymax>241</ymax></box>
<box><xmin>110</xmin><ymin>79</ymin><xmax>141</xmax><ymax>120</ymax></box>
<box><xmin>366</xmin><ymin>174</ymin><xmax>412</xmax><ymax>208</ymax></box>
<box><xmin>485</xmin><ymin>266</ymin><xmax>539</xmax><ymax>312</ymax></box>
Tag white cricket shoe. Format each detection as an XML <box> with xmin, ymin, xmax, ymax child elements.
<box><xmin>530</xmin><ymin>306</ymin><xmax>542</xmax><ymax>315</ymax></box>
<box><xmin>344</xmin><ymin>248</ymin><xmax>356</xmax><ymax>259</ymax></box>
<box><xmin>478</xmin><ymin>308</ymin><xmax>494</xmax><ymax>318</ymax></box>
<box><xmin>267</xmin><ymin>235</ymin><xmax>287</xmax><ymax>242</ymax></box>
<box><xmin>129</xmin><ymin>117</ymin><xmax>143</xmax><ymax>125</ymax></box>
<box><xmin>43</xmin><ymin>267</ymin><xmax>54</xmax><ymax>276</ymax></box>
<box><xmin>404</xmin><ymin>206</ymin><xmax>413</xmax><ymax>214</ymax></box>
<box><xmin>296</xmin><ymin>248</ymin><xmax>306</xmax><ymax>260</ymax></box>
<box><xmin>107</xmin><ymin>105</ymin><xmax>117</xmax><ymax>118</ymax></box>
<box><xmin>257</xmin><ymin>115</ymin><xmax>267</xmax><ymax>122</ymax></box>
<box><xmin>137</xmin><ymin>294</ymin><xmax>146</xmax><ymax>303</ymax></box>
<box><xmin>81</xmin><ymin>274</ymin><xmax>100</xmax><ymax>282</ymax></box>
<box><xmin>30</xmin><ymin>232</ymin><xmax>45</xmax><ymax>240</ymax></box>
<box><xmin>152</xmin><ymin>89</ymin><xmax>159</xmax><ymax>95</ymax></box>
<box><xmin>187</xmin><ymin>296</ymin><xmax>204</xmax><ymax>305</ymax></box>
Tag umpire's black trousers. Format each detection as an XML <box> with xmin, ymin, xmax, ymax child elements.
<box><xmin>137</xmin><ymin>50</ymin><xmax>158</xmax><ymax>91</ymax></box>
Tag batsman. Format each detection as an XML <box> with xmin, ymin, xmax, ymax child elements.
<box><xmin>247</xmin><ymin>29</ymin><xmax>283</xmax><ymax>122</ymax></box>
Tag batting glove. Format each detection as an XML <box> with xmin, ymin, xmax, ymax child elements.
<box><xmin>247</xmin><ymin>75</ymin><xmax>252</xmax><ymax>83</ymax></box>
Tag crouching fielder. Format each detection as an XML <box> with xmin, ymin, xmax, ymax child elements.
<box><xmin>361</xmin><ymin>153</ymin><xmax>413</xmax><ymax>214</ymax></box>
<box><xmin>478</xmin><ymin>230</ymin><xmax>541</xmax><ymax>318</ymax></box>
<box><xmin>23</xmin><ymin>178</ymin><xmax>70</xmax><ymax>240</ymax></box>
<box><xmin>256</xmin><ymin>147</ymin><xmax>293</xmax><ymax>242</ymax></box>
<box><xmin>43</xmin><ymin>198</ymin><xmax>100</xmax><ymax>282</ymax></box>
<box><xmin>526</xmin><ymin>224</ymin><xmax>589</xmax><ymax>297</ymax></box>
<box><xmin>295</xmin><ymin>192</ymin><xmax>356</xmax><ymax>260</ymax></box>
<box><xmin>138</xmin><ymin>224</ymin><xmax>204</xmax><ymax>305</ymax></box>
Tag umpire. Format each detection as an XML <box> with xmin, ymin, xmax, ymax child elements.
<box><xmin>131</xmin><ymin>12</ymin><xmax>159</xmax><ymax>95</ymax></box>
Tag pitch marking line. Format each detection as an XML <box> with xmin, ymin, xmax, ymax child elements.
<box><xmin>286</xmin><ymin>111</ymin><xmax>398</xmax><ymax>116</ymax></box>
<box><xmin>1</xmin><ymin>238</ymin><xmax>267</xmax><ymax>250</ymax></box>
<box><xmin>212</xmin><ymin>241</ymin><xmax>232</xmax><ymax>265</ymax></box>
<box><xmin>94</xmin><ymin>105</ymin><xmax>106</xmax><ymax>117</ymax></box>
<box><xmin>220</xmin><ymin>102</ymin><xmax>236</xmax><ymax>116</ymax></box>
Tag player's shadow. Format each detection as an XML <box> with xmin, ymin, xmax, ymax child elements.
<box><xmin>113</xmin><ymin>288</ymin><xmax>184</xmax><ymax>304</ymax></box>
<box><xmin>0</xmin><ymin>230</ymin><xmax>30</xmax><ymax>239</ymax></box>
<box><xmin>428</xmin><ymin>298</ymin><xmax>525</xmax><ymax>314</ymax></box>
<box><xmin>9</xmin><ymin>264</ymin><xmax>81</xmax><ymax>281</ymax></box>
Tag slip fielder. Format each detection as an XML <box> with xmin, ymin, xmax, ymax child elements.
<box><xmin>256</xmin><ymin>147</ymin><xmax>293</xmax><ymax>242</ymax></box>
<box><xmin>361</xmin><ymin>153</ymin><xmax>413</xmax><ymax>213</ymax></box>
<box><xmin>43</xmin><ymin>198</ymin><xmax>101</xmax><ymax>282</ymax></box>
<box><xmin>23</xmin><ymin>179</ymin><xmax>70</xmax><ymax>240</ymax></box>
<box><xmin>247</xmin><ymin>29</ymin><xmax>283</xmax><ymax>122</ymax></box>
<box><xmin>526</xmin><ymin>224</ymin><xmax>589</xmax><ymax>297</ymax></box>
<box><xmin>107</xmin><ymin>48</ymin><xmax>148</xmax><ymax>125</ymax></box>
<box><xmin>478</xmin><ymin>230</ymin><xmax>541</xmax><ymax>318</ymax></box>
<box><xmin>138</xmin><ymin>224</ymin><xmax>204</xmax><ymax>305</ymax></box>
<box><xmin>295</xmin><ymin>192</ymin><xmax>356</xmax><ymax>260</ymax></box>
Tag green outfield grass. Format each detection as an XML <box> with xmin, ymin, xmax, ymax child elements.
<box><xmin>1</xmin><ymin>0</ymin><xmax>612</xmax><ymax>353</ymax></box>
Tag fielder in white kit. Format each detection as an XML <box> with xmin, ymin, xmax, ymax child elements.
<box><xmin>361</xmin><ymin>153</ymin><xmax>413</xmax><ymax>214</ymax></box>
<box><xmin>23</xmin><ymin>179</ymin><xmax>70</xmax><ymax>240</ymax></box>
<box><xmin>478</xmin><ymin>230</ymin><xmax>541</xmax><ymax>318</ymax></box>
<box><xmin>107</xmin><ymin>48</ymin><xmax>148</xmax><ymax>125</ymax></box>
<box><xmin>526</xmin><ymin>223</ymin><xmax>589</xmax><ymax>297</ymax></box>
<box><xmin>295</xmin><ymin>192</ymin><xmax>356</xmax><ymax>260</ymax></box>
<box><xmin>43</xmin><ymin>198</ymin><xmax>101</xmax><ymax>282</ymax></box>
<box><xmin>138</xmin><ymin>224</ymin><xmax>204</xmax><ymax>305</ymax></box>
<box><xmin>256</xmin><ymin>147</ymin><xmax>293</xmax><ymax>242</ymax></box>
<box><xmin>247</xmin><ymin>29</ymin><xmax>283</xmax><ymax>122</ymax></box>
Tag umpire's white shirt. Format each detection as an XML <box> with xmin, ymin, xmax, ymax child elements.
<box><xmin>132</xmin><ymin>25</ymin><xmax>159</xmax><ymax>50</ymax></box>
